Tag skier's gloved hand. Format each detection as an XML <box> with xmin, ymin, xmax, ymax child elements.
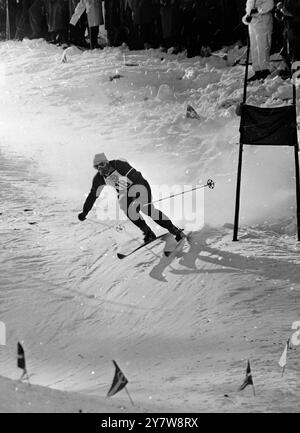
<box><xmin>78</xmin><ymin>212</ymin><xmax>86</xmax><ymax>221</ymax></box>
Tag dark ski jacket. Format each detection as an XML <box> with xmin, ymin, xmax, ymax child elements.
<box><xmin>82</xmin><ymin>159</ymin><xmax>148</xmax><ymax>216</ymax></box>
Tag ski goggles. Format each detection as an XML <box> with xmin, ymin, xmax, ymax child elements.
<box><xmin>95</xmin><ymin>161</ymin><xmax>109</xmax><ymax>169</ymax></box>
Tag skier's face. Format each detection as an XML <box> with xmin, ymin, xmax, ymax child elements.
<box><xmin>96</xmin><ymin>161</ymin><xmax>111</xmax><ymax>176</ymax></box>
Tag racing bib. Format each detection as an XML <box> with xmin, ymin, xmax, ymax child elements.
<box><xmin>105</xmin><ymin>170</ymin><xmax>133</xmax><ymax>191</ymax></box>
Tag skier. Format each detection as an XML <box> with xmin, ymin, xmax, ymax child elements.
<box><xmin>242</xmin><ymin>0</ymin><xmax>274</xmax><ymax>81</ymax></box>
<box><xmin>78</xmin><ymin>153</ymin><xmax>185</xmax><ymax>243</ymax></box>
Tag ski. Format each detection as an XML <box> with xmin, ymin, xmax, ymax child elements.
<box><xmin>117</xmin><ymin>233</ymin><xmax>169</xmax><ymax>259</ymax></box>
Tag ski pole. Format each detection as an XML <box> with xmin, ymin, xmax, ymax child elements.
<box><xmin>144</xmin><ymin>179</ymin><xmax>215</xmax><ymax>206</ymax></box>
<box><xmin>85</xmin><ymin>217</ymin><xmax>172</xmax><ymax>262</ymax></box>
<box><xmin>85</xmin><ymin>217</ymin><xmax>126</xmax><ymax>232</ymax></box>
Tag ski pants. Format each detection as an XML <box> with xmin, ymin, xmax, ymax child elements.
<box><xmin>249</xmin><ymin>12</ymin><xmax>273</xmax><ymax>72</ymax></box>
<box><xmin>118</xmin><ymin>181</ymin><xmax>176</xmax><ymax>234</ymax></box>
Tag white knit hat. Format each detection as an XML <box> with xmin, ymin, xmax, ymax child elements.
<box><xmin>93</xmin><ymin>153</ymin><xmax>108</xmax><ymax>168</ymax></box>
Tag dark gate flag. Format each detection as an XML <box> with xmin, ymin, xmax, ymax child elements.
<box><xmin>238</xmin><ymin>359</ymin><xmax>253</xmax><ymax>391</ymax></box>
<box><xmin>17</xmin><ymin>342</ymin><xmax>26</xmax><ymax>370</ymax></box>
<box><xmin>107</xmin><ymin>360</ymin><xmax>128</xmax><ymax>397</ymax></box>
<box><xmin>240</xmin><ymin>104</ymin><xmax>297</xmax><ymax>146</ymax></box>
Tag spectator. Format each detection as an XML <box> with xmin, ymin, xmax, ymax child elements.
<box><xmin>28</xmin><ymin>0</ymin><xmax>48</xmax><ymax>39</ymax></box>
<box><xmin>119</xmin><ymin>0</ymin><xmax>136</xmax><ymax>49</ymax></box>
<box><xmin>219</xmin><ymin>0</ymin><xmax>241</xmax><ymax>46</ymax></box>
<box><xmin>5</xmin><ymin>0</ymin><xmax>22</xmax><ymax>39</ymax></box>
<box><xmin>14</xmin><ymin>0</ymin><xmax>35</xmax><ymax>40</ymax></box>
<box><xmin>131</xmin><ymin>0</ymin><xmax>157</xmax><ymax>49</ymax></box>
<box><xmin>104</xmin><ymin>0</ymin><xmax>122</xmax><ymax>47</ymax></box>
<box><xmin>159</xmin><ymin>0</ymin><xmax>179</xmax><ymax>52</ymax></box>
<box><xmin>178</xmin><ymin>0</ymin><xmax>197</xmax><ymax>57</ymax></box>
<box><xmin>45</xmin><ymin>0</ymin><xmax>69</xmax><ymax>45</ymax></box>
<box><xmin>275</xmin><ymin>1</ymin><xmax>300</xmax><ymax>77</ymax></box>
<box><xmin>68</xmin><ymin>0</ymin><xmax>89</xmax><ymax>47</ymax></box>
<box><xmin>242</xmin><ymin>0</ymin><xmax>274</xmax><ymax>81</ymax></box>
<box><xmin>179</xmin><ymin>0</ymin><xmax>216</xmax><ymax>58</ymax></box>
<box><xmin>234</xmin><ymin>0</ymin><xmax>248</xmax><ymax>44</ymax></box>
<box><xmin>70</xmin><ymin>0</ymin><xmax>103</xmax><ymax>48</ymax></box>
<box><xmin>197</xmin><ymin>0</ymin><xmax>218</xmax><ymax>52</ymax></box>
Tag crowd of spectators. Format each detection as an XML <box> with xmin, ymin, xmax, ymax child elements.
<box><xmin>1</xmin><ymin>1</ymin><xmax>246</xmax><ymax>53</ymax></box>
<box><xmin>0</xmin><ymin>1</ymin><xmax>299</xmax><ymax>78</ymax></box>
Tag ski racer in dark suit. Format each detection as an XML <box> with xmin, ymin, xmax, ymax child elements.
<box><xmin>78</xmin><ymin>153</ymin><xmax>184</xmax><ymax>242</ymax></box>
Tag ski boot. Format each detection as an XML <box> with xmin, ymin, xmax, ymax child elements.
<box><xmin>169</xmin><ymin>226</ymin><xmax>185</xmax><ymax>242</ymax></box>
<box><xmin>143</xmin><ymin>227</ymin><xmax>157</xmax><ymax>243</ymax></box>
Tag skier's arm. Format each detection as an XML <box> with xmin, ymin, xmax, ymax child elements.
<box><xmin>79</xmin><ymin>175</ymin><xmax>104</xmax><ymax>220</ymax></box>
<box><xmin>115</xmin><ymin>160</ymin><xmax>146</xmax><ymax>184</ymax></box>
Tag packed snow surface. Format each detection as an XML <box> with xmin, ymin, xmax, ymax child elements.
<box><xmin>0</xmin><ymin>39</ymin><xmax>300</xmax><ymax>412</ymax></box>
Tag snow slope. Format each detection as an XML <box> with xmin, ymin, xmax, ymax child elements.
<box><xmin>0</xmin><ymin>39</ymin><xmax>300</xmax><ymax>413</ymax></box>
